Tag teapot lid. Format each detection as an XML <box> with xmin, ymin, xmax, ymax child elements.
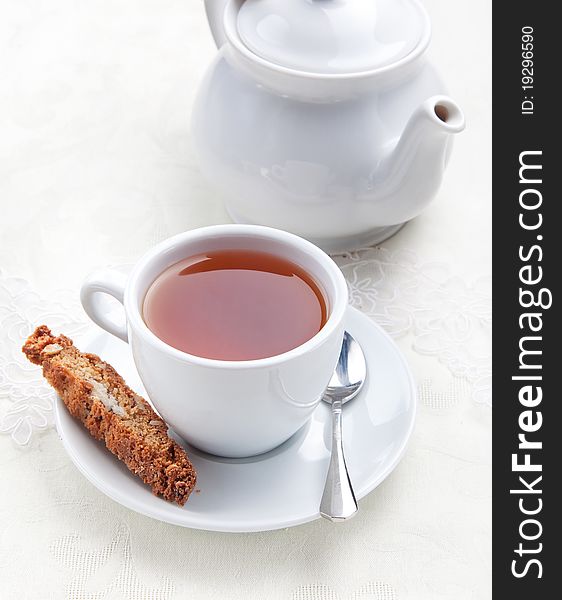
<box><xmin>236</xmin><ymin>0</ymin><xmax>429</xmax><ymax>74</ymax></box>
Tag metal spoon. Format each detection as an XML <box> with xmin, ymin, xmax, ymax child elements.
<box><xmin>320</xmin><ymin>331</ymin><xmax>366</xmax><ymax>522</ymax></box>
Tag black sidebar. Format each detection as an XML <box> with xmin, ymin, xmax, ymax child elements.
<box><xmin>493</xmin><ymin>3</ymin><xmax>560</xmax><ymax>597</ymax></box>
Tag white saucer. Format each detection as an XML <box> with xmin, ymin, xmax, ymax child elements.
<box><xmin>54</xmin><ymin>307</ymin><xmax>416</xmax><ymax>532</ymax></box>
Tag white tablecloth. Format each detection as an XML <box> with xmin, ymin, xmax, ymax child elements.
<box><xmin>0</xmin><ymin>1</ymin><xmax>492</xmax><ymax>598</ymax></box>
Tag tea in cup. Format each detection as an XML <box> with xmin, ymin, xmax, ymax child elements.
<box><xmin>142</xmin><ymin>249</ymin><xmax>328</xmax><ymax>361</ymax></box>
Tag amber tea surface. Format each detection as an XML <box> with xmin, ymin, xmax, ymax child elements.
<box><xmin>143</xmin><ymin>249</ymin><xmax>328</xmax><ymax>361</ymax></box>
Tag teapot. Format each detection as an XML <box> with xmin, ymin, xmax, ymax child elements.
<box><xmin>192</xmin><ymin>0</ymin><xmax>465</xmax><ymax>252</ymax></box>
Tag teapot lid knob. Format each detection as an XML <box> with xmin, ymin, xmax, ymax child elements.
<box><xmin>237</xmin><ymin>0</ymin><xmax>430</xmax><ymax>74</ymax></box>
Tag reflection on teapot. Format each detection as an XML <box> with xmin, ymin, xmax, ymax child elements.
<box><xmin>193</xmin><ymin>0</ymin><xmax>465</xmax><ymax>252</ymax></box>
<box><xmin>270</xmin><ymin>161</ymin><xmax>333</xmax><ymax>200</ymax></box>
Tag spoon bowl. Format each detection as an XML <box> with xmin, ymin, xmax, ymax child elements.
<box><xmin>323</xmin><ymin>331</ymin><xmax>366</xmax><ymax>406</ymax></box>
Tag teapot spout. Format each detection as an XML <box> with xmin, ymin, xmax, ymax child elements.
<box><xmin>371</xmin><ymin>96</ymin><xmax>465</xmax><ymax>225</ymax></box>
<box><xmin>397</xmin><ymin>95</ymin><xmax>466</xmax><ymax>167</ymax></box>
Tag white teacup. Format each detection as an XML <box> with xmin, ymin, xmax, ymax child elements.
<box><xmin>80</xmin><ymin>224</ymin><xmax>348</xmax><ymax>457</ymax></box>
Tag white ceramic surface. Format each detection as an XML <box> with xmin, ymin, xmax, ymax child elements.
<box><xmin>195</xmin><ymin>0</ymin><xmax>464</xmax><ymax>252</ymax></box>
<box><xmin>54</xmin><ymin>307</ymin><xmax>416</xmax><ymax>532</ymax></box>
<box><xmin>80</xmin><ymin>225</ymin><xmax>348</xmax><ymax>458</ymax></box>
<box><xmin>237</xmin><ymin>0</ymin><xmax>426</xmax><ymax>74</ymax></box>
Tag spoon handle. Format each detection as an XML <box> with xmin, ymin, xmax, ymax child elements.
<box><xmin>320</xmin><ymin>398</ymin><xmax>358</xmax><ymax>521</ymax></box>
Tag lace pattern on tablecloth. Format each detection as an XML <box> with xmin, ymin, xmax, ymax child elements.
<box><xmin>0</xmin><ymin>269</ymin><xmax>88</xmax><ymax>445</ymax></box>
<box><xmin>333</xmin><ymin>248</ymin><xmax>492</xmax><ymax>406</ymax></box>
<box><xmin>0</xmin><ymin>248</ymin><xmax>491</xmax><ymax>446</ymax></box>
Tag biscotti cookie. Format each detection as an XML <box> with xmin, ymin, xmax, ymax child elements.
<box><xmin>23</xmin><ymin>325</ymin><xmax>197</xmax><ymax>505</ymax></box>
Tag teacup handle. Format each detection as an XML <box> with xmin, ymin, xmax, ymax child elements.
<box><xmin>80</xmin><ymin>269</ymin><xmax>129</xmax><ymax>343</ymax></box>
